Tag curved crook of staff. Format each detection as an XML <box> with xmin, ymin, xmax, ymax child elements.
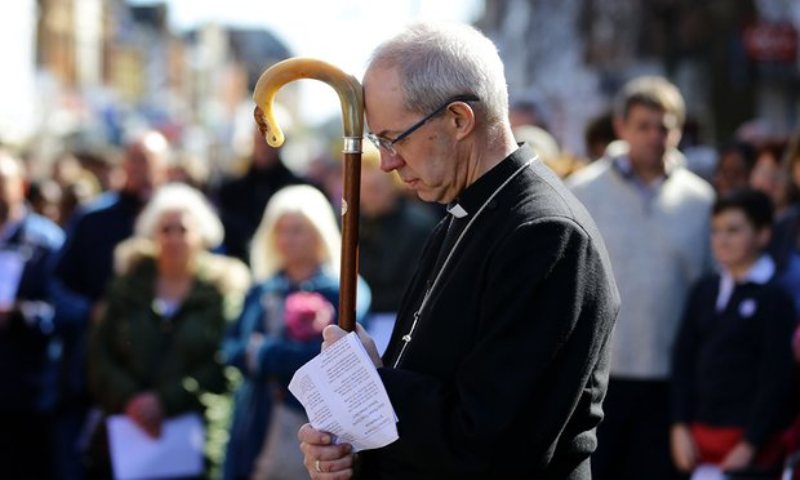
<box><xmin>253</xmin><ymin>57</ymin><xmax>363</xmax><ymax>332</ymax></box>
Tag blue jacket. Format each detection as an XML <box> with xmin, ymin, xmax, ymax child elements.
<box><xmin>222</xmin><ymin>268</ymin><xmax>370</xmax><ymax>480</ymax></box>
<box><xmin>0</xmin><ymin>212</ymin><xmax>64</xmax><ymax>412</ymax></box>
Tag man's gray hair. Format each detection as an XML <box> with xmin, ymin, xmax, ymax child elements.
<box><xmin>368</xmin><ymin>22</ymin><xmax>509</xmax><ymax>128</ymax></box>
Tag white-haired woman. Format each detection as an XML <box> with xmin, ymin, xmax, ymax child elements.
<box><xmin>222</xmin><ymin>185</ymin><xmax>370</xmax><ymax>480</ymax></box>
<box><xmin>88</xmin><ymin>183</ymin><xmax>250</xmax><ymax>477</ymax></box>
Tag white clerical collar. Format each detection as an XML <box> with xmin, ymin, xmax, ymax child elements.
<box><xmin>716</xmin><ymin>254</ymin><xmax>775</xmax><ymax>312</ymax></box>
<box><xmin>447</xmin><ymin>203</ymin><xmax>468</xmax><ymax>218</ymax></box>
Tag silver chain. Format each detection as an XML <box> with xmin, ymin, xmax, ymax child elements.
<box><xmin>392</xmin><ymin>157</ymin><xmax>536</xmax><ymax>368</ymax></box>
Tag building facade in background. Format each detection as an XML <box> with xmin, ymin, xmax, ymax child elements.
<box><xmin>478</xmin><ymin>0</ymin><xmax>800</xmax><ymax>155</ymax></box>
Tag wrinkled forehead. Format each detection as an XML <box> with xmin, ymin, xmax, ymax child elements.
<box><xmin>363</xmin><ymin>66</ymin><xmax>412</xmax><ymax>131</ymax></box>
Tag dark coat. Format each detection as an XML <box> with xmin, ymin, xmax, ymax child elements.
<box><xmin>359</xmin><ymin>198</ymin><xmax>439</xmax><ymax>313</ymax></box>
<box><xmin>671</xmin><ymin>273</ymin><xmax>797</xmax><ymax>447</ymax></box>
<box><xmin>215</xmin><ymin>162</ymin><xmax>304</xmax><ymax>263</ymax></box>
<box><xmin>50</xmin><ymin>191</ymin><xmax>143</xmax><ymax>404</ymax></box>
<box><xmin>360</xmin><ymin>145</ymin><xmax>620</xmax><ymax>479</ymax></box>
<box><xmin>0</xmin><ymin>212</ymin><xmax>64</xmax><ymax>412</ymax></box>
<box><xmin>88</xmin><ymin>241</ymin><xmax>249</xmax><ymax>415</ymax></box>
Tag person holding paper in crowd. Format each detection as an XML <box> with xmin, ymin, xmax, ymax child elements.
<box><xmin>296</xmin><ymin>22</ymin><xmax>620</xmax><ymax>479</ymax></box>
<box><xmin>88</xmin><ymin>184</ymin><xmax>249</xmax><ymax>477</ymax></box>
<box><xmin>222</xmin><ymin>185</ymin><xmax>370</xmax><ymax>480</ymax></box>
<box><xmin>0</xmin><ymin>151</ymin><xmax>64</xmax><ymax>479</ymax></box>
<box><xmin>50</xmin><ymin>130</ymin><xmax>171</xmax><ymax>479</ymax></box>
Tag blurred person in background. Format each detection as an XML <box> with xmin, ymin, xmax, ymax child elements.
<box><xmin>671</xmin><ymin>189</ymin><xmax>796</xmax><ymax>477</ymax></box>
<box><xmin>569</xmin><ymin>75</ymin><xmax>715</xmax><ymax>480</ymax></box>
<box><xmin>713</xmin><ymin>142</ymin><xmax>757</xmax><ymax>197</ymax></box>
<box><xmin>508</xmin><ymin>90</ymin><xmax>549</xmax><ymax>131</ymax></box>
<box><xmin>584</xmin><ymin>112</ymin><xmax>617</xmax><ymax>162</ymax></box>
<box><xmin>763</xmin><ymin>134</ymin><xmax>800</xmax><ymax>314</ymax></box>
<box><xmin>215</xmin><ymin>126</ymin><xmax>305</xmax><ymax>263</ymax></box>
<box><xmin>750</xmin><ymin>140</ymin><xmax>795</xmax><ymax>221</ymax></box>
<box><xmin>50</xmin><ymin>153</ymin><xmax>103</xmax><ymax>228</ymax></box>
<box><xmin>166</xmin><ymin>151</ymin><xmax>211</xmax><ymax>193</ymax></box>
<box><xmin>305</xmin><ymin>154</ymin><xmax>344</xmax><ymax>210</ymax></box>
<box><xmin>222</xmin><ymin>185</ymin><xmax>369</xmax><ymax>480</ymax></box>
<box><xmin>88</xmin><ymin>183</ymin><xmax>249</xmax><ymax>478</ymax></box>
<box><xmin>49</xmin><ymin>129</ymin><xmax>170</xmax><ymax>479</ymax></box>
<box><xmin>0</xmin><ymin>151</ymin><xmax>64</xmax><ymax>479</ymax></box>
<box><xmin>513</xmin><ymin>124</ymin><xmax>586</xmax><ymax>178</ymax></box>
<box><xmin>358</xmin><ymin>144</ymin><xmax>437</xmax><ymax>352</ymax></box>
<box><xmin>26</xmin><ymin>178</ymin><xmax>63</xmax><ymax>225</ymax></box>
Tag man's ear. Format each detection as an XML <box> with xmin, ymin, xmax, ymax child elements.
<box><xmin>447</xmin><ymin>102</ymin><xmax>476</xmax><ymax>140</ymax></box>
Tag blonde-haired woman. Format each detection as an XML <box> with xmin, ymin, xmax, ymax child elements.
<box><xmin>88</xmin><ymin>183</ymin><xmax>250</xmax><ymax>477</ymax></box>
<box><xmin>223</xmin><ymin>185</ymin><xmax>370</xmax><ymax>480</ymax></box>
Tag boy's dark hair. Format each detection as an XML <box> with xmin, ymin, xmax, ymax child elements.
<box><xmin>712</xmin><ymin>188</ymin><xmax>774</xmax><ymax>230</ymax></box>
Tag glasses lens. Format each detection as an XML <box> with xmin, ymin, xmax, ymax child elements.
<box><xmin>160</xmin><ymin>224</ymin><xmax>187</xmax><ymax>235</ymax></box>
<box><xmin>366</xmin><ymin>133</ymin><xmax>395</xmax><ymax>155</ymax></box>
<box><xmin>366</xmin><ymin>133</ymin><xmax>381</xmax><ymax>149</ymax></box>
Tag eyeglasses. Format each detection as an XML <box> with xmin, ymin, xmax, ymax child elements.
<box><xmin>159</xmin><ymin>224</ymin><xmax>188</xmax><ymax>235</ymax></box>
<box><xmin>366</xmin><ymin>94</ymin><xmax>480</xmax><ymax>155</ymax></box>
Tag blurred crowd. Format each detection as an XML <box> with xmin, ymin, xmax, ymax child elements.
<box><xmin>0</xmin><ymin>71</ymin><xmax>799</xmax><ymax>480</ymax></box>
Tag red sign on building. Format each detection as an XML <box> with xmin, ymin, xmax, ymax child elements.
<box><xmin>743</xmin><ymin>21</ymin><xmax>798</xmax><ymax>63</ymax></box>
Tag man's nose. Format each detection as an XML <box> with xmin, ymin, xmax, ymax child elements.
<box><xmin>379</xmin><ymin>150</ymin><xmax>404</xmax><ymax>172</ymax></box>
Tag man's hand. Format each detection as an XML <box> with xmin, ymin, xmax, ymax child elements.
<box><xmin>670</xmin><ymin>424</ymin><xmax>697</xmax><ymax>472</ymax></box>
<box><xmin>298</xmin><ymin>423</ymin><xmax>354</xmax><ymax>479</ymax></box>
<box><xmin>322</xmin><ymin>323</ymin><xmax>383</xmax><ymax>368</ymax></box>
<box><xmin>720</xmin><ymin>441</ymin><xmax>754</xmax><ymax>472</ymax></box>
<box><xmin>124</xmin><ymin>391</ymin><xmax>164</xmax><ymax>438</ymax></box>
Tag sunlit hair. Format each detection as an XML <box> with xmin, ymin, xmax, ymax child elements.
<box><xmin>134</xmin><ymin>183</ymin><xmax>224</xmax><ymax>248</ymax></box>
<box><xmin>125</xmin><ymin>130</ymin><xmax>171</xmax><ymax>157</ymax></box>
<box><xmin>613</xmin><ymin>75</ymin><xmax>686</xmax><ymax>129</ymax></box>
<box><xmin>0</xmin><ymin>151</ymin><xmax>25</xmax><ymax>179</ymax></box>
<box><xmin>367</xmin><ymin>22</ymin><xmax>509</xmax><ymax>132</ymax></box>
<box><xmin>250</xmin><ymin>185</ymin><xmax>341</xmax><ymax>282</ymax></box>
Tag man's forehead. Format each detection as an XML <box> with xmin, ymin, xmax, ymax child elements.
<box><xmin>625</xmin><ymin>104</ymin><xmax>678</xmax><ymax>128</ymax></box>
<box><xmin>364</xmin><ymin>68</ymin><xmax>409</xmax><ymax>133</ymax></box>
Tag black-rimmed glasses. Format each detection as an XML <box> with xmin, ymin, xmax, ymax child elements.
<box><xmin>366</xmin><ymin>94</ymin><xmax>480</xmax><ymax>155</ymax></box>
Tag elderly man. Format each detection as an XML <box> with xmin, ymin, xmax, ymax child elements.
<box><xmin>297</xmin><ymin>23</ymin><xmax>620</xmax><ymax>479</ymax></box>
<box><xmin>0</xmin><ymin>151</ymin><xmax>64</xmax><ymax>478</ymax></box>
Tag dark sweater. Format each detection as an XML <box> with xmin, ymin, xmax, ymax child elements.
<box><xmin>50</xmin><ymin>191</ymin><xmax>143</xmax><ymax>403</ymax></box>
<box><xmin>359</xmin><ymin>198</ymin><xmax>438</xmax><ymax>313</ymax></box>
<box><xmin>359</xmin><ymin>145</ymin><xmax>620</xmax><ymax>479</ymax></box>
<box><xmin>671</xmin><ymin>273</ymin><xmax>797</xmax><ymax>447</ymax></box>
<box><xmin>215</xmin><ymin>162</ymin><xmax>304</xmax><ymax>263</ymax></box>
<box><xmin>0</xmin><ymin>212</ymin><xmax>64</xmax><ymax>412</ymax></box>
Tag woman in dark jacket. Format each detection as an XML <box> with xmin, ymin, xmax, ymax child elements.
<box><xmin>89</xmin><ymin>184</ymin><xmax>249</xmax><ymax>477</ymax></box>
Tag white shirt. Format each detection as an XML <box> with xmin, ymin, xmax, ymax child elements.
<box><xmin>715</xmin><ymin>254</ymin><xmax>775</xmax><ymax>312</ymax></box>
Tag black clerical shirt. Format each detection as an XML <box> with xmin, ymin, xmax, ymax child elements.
<box><xmin>360</xmin><ymin>145</ymin><xmax>620</xmax><ymax>479</ymax></box>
